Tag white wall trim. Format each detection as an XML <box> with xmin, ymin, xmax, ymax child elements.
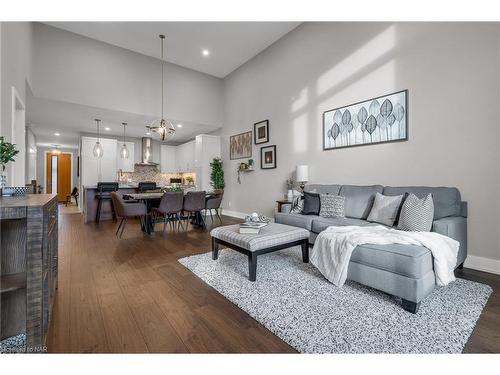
<box><xmin>464</xmin><ymin>255</ymin><xmax>500</xmax><ymax>275</ymax></box>
<box><xmin>221</xmin><ymin>209</ymin><xmax>248</xmax><ymax>219</ymax></box>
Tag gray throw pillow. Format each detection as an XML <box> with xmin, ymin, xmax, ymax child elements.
<box><xmin>397</xmin><ymin>193</ymin><xmax>434</xmax><ymax>232</ymax></box>
<box><xmin>319</xmin><ymin>194</ymin><xmax>345</xmax><ymax>218</ymax></box>
<box><xmin>367</xmin><ymin>192</ymin><xmax>403</xmax><ymax>226</ymax></box>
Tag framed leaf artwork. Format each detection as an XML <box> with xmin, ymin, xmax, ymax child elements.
<box><xmin>323</xmin><ymin>89</ymin><xmax>408</xmax><ymax>150</ymax></box>
<box><xmin>230</xmin><ymin>131</ymin><xmax>252</xmax><ymax>160</ymax></box>
<box><xmin>254</xmin><ymin>120</ymin><xmax>269</xmax><ymax>144</ymax></box>
<box><xmin>260</xmin><ymin>145</ymin><xmax>276</xmax><ymax>169</ymax></box>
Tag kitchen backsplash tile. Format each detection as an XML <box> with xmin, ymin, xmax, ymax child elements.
<box><xmin>119</xmin><ymin>165</ymin><xmax>196</xmax><ymax>186</ymax></box>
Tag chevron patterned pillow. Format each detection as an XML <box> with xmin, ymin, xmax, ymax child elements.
<box><xmin>397</xmin><ymin>193</ymin><xmax>434</xmax><ymax>232</ymax></box>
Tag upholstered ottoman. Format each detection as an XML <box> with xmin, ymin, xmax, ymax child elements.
<box><xmin>210</xmin><ymin>223</ymin><xmax>310</xmax><ymax>281</ymax></box>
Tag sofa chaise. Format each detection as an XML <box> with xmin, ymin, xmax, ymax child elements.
<box><xmin>275</xmin><ymin>184</ymin><xmax>467</xmax><ymax>313</ymax></box>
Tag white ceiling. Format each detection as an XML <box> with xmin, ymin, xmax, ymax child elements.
<box><xmin>27</xmin><ymin>94</ymin><xmax>220</xmax><ymax>149</ymax></box>
<box><xmin>43</xmin><ymin>22</ymin><xmax>300</xmax><ymax>78</ymax></box>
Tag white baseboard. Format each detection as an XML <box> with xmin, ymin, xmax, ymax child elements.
<box><xmin>221</xmin><ymin>209</ymin><xmax>248</xmax><ymax>219</ymax></box>
<box><xmin>464</xmin><ymin>255</ymin><xmax>500</xmax><ymax>275</ymax></box>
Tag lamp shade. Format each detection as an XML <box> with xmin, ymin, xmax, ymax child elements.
<box><xmin>296</xmin><ymin>165</ymin><xmax>309</xmax><ymax>182</ymax></box>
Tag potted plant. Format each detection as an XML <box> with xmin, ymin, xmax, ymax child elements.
<box><xmin>185</xmin><ymin>175</ymin><xmax>195</xmax><ymax>185</ymax></box>
<box><xmin>210</xmin><ymin>157</ymin><xmax>225</xmax><ymax>193</ymax></box>
<box><xmin>0</xmin><ymin>137</ymin><xmax>19</xmax><ymax>195</ymax></box>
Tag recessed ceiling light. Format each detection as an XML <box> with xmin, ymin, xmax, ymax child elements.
<box><xmin>105</xmin><ymin>127</ymin><xmax>111</xmax><ymax>131</ymax></box>
<box><xmin>54</xmin><ymin>132</ymin><xmax>60</xmax><ymax>136</ymax></box>
<box><xmin>202</xmin><ymin>49</ymin><xmax>210</xmax><ymax>57</ymax></box>
<box><xmin>177</xmin><ymin>124</ymin><xmax>183</xmax><ymax>128</ymax></box>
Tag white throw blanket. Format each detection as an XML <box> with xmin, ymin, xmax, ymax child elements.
<box><xmin>310</xmin><ymin>225</ymin><xmax>459</xmax><ymax>287</ymax></box>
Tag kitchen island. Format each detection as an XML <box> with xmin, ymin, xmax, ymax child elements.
<box><xmin>82</xmin><ymin>185</ymin><xmax>197</xmax><ymax>223</ymax></box>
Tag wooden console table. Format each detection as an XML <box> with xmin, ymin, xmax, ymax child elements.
<box><xmin>0</xmin><ymin>194</ymin><xmax>58</xmax><ymax>352</ymax></box>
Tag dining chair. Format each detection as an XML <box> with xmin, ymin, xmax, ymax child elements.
<box><xmin>205</xmin><ymin>194</ymin><xmax>223</xmax><ymax>223</ymax></box>
<box><xmin>138</xmin><ymin>181</ymin><xmax>157</xmax><ymax>192</ymax></box>
<box><xmin>183</xmin><ymin>191</ymin><xmax>206</xmax><ymax>229</ymax></box>
<box><xmin>66</xmin><ymin>187</ymin><xmax>79</xmax><ymax>206</ymax></box>
<box><xmin>151</xmin><ymin>192</ymin><xmax>184</xmax><ymax>231</ymax></box>
<box><xmin>111</xmin><ymin>192</ymin><xmax>147</xmax><ymax>238</ymax></box>
<box><xmin>96</xmin><ymin>182</ymin><xmax>119</xmax><ymax>223</ymax></box>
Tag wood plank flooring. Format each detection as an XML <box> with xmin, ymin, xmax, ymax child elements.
<box><xmin>46</xmin><ymin>208</ymin><xmax>500</xmax><ymax>353</ymax></box>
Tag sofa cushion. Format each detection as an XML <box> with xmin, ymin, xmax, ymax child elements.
<box><xmin>311</xmin><ymin>217</ymin><xmax>370</xmax><ymax>234</ymax></box>
<box><xmin>383</xmin><ymin>186</ymin><xmax>461</xmax><ymax>220</ymax></box>
<box><xmin>305</xmin><ymin>184</ymin><xmax>341</xmax><ymax>195</ymax></box>
<box><xmin>339</xmin><ymin>185</ymin><xmax>384</xmax><ymax>219</ymax></box>
<box><xmin>274</xmin><ymin>212</ymin><xmax>318</xmax><ymax>231</ymax></box>
<box><xmin>319</xmin><ymin>194</ymin><xmax>345</xmax><ymax>218</ymax></box>
<box><xmin>350</xmin><ymin>243</ymin><xmax>433</xmax><ymax>279</ymax></box>
<box><xmin>367</xmin><ymin>192</ymin><xmax>404</xmax><ymax>226</ymax></box>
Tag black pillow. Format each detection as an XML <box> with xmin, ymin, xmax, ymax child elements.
<box><xmin>302</xmin><ymin>191</ymin><xmax>320</xmax><ymax>215</ymax></box>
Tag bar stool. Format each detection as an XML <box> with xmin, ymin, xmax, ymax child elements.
<box><xmin>138</xmin><ymin>182</ymin><xmax>157</xmax><ymax>192</ymax></box>
<box><xmin>95</xmin><ymin>182</ymin><xmax>119</xmax><ymax>223</ymax></box>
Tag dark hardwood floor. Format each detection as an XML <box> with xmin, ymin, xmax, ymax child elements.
<box><xmin>46</xmin><ymin>208</ymin><xmax>500</xmax><ymax>353</ymax></box>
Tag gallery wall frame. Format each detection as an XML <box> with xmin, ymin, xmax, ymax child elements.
<box><xmin>230</xmin><ymin>130</ymin><xmax>253</xmax><ymax>160</ymax></box>
<box><xmin>254</xmin><ymin>120</ymin><xmax>269</xmax><ymax>144</ymax></box>
<box><xmin>322</xmin><ymin>89</ymin><xmax>408</xmax><ymax>151</ymax></box>
<box><xmin>260</xmin><ymin>144</ymin><xmax>277</xmax><ymax>169</ymax></box>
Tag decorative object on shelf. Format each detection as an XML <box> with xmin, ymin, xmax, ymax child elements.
<box><xmin>248</xmin><ymin>159</ymin><xmax>254</xmax><ymax>170</ymax></box>
<box><xmin>236</xmin><ymin>161</ymin><xmax>254</xmax><ymax>184</ymax></box>
<box><xmin>230</xmin><ymin>131</ymin><xmax>252</xmax><ymax>160</ymax></box>
<box><xmin>296</xmin><ymin>165</ymin><xmax>309</xmax><ymax>191</ymax></box>
<box><xmin>51</xmin><ymin>145</ymin><xmax>61</xmax><ymax>155</ymax></box>
<box><xmin>93</xmin><ymin>119</ymin><xmax>104</xmax><ymax>157</ymax></box>
<box><xmin>260</xmin><ymin>145</ymin><xmax>277</xmax><ymax>169</ymax></box>
<box><xmin>120</xmin><ymin>122</ymin><xmax>130</xmax><ymax>159</ymax></box>
<box><xmin>254</xmin><ymin>120</ymin><xmax>269</xmax><ymax>144</ymax></box>
<box><xmin>0</xmin><ymin>136</ymin><xmax>19</xmax><ymax>196</ymax></box>
<box><xmin>323</xmin><ymin>89</ymin><xmax>408</xmax><ymax>150</ymax></box>
<box><xmin>146</xmin><ymin>35</ymin><xmax>176</xmax><ymax>141</ymax></box>
<box><xmin>185</xmin><ymin>175</ymin><xmax>195</xmax><ymax>185</ymax></box>
<box><xmin>210</xmin><ymin>157</ymin><xmax>225</xmax><ymax>193</ymax></box>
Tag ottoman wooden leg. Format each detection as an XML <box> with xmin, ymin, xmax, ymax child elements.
<box><xmin>301</xmin><ymin>239</ymin><xmax>309</xmax><ymax>263</ymax></box>
<box><xmin>212</xmin><ymin>237</ymin><xmax>219</xmax><ymax>260</ymax></box>
<box><xmin>248</xmin><ymin>253</ymin><xmax>257</xmax><ymax>281</ymax></box>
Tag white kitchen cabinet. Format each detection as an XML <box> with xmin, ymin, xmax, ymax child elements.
<box><xmin>116</xmin><ymin>141</ymin><xmax>135</xmax><ymax>172</ymax></box>
<box><xmin>194</xmin><ymin>135</ymin><xmax>221</xmax><ymax>191</ymax></box>
<box><xmin>160</xmin><ymin>145</ymin><xmax>176</xmax><ymax>173</ymax></box>
<box><xmin>81</xmin><ymin>136</ymin><xmax>117</xmax><ymax>187</ymax></box>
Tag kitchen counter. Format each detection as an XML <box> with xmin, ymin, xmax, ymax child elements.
<box><xmin>0</xmin><ymin>193</ymin><xmax>57</xmax><ymax>209</ymax></box>
<box><xmin>82</xmin><ymin>186</ymin><xmax>137</xmax><ymax>223</ymax></box>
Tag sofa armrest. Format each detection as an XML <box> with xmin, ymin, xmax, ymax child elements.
<box><xmin>432</xmin><ymin>216</ymin><xmax>467</xmax><ymax>267</ymax></box>
<box><xmin>280</xmin><ymin>203</ymin><xmax>292</xmax><ymax>213</ymax></box>
<box><xmin>460</xmin><ymin>201</ymin><xmax>468</xmax><ymax>218</ymax></box>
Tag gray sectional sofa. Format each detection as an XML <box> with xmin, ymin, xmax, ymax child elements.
<box><xmin>275</xmin><ymin>184</ymin><xmax>467</xmax><ymax>313</ymax></box>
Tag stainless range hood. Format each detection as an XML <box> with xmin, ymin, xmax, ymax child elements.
<box><xmin>135</xmin><ymin>137</ymin><xmax>159</xmax><ymax>166</ymax></box>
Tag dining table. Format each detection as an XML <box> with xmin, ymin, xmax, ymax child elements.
<box><xmin>123</xmin><ymin>190</ymin><xmax>218</xmax><ymax>236</ymax></box>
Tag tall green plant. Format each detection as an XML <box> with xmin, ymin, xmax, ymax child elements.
<box><xmin>0</xmin><ymin>136</ymin><xmax>19</xmax><ymax>173</ymax></box>
<box><xmin>210</xmin><ymin>157</ymin><xmax>225</xmax><ymax>190</ymax></box>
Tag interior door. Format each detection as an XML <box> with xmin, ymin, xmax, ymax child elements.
<box><xmin>46</xmin><ymin>153</ymin><xmax>72</xmax><ymax>202</ymax></box>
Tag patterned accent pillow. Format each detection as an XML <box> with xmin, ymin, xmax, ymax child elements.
<box><xmin>319</xmin><ymin>194</ymin><xmax>345</xmax><ymax>218</ymax></box>
<box><xmin>290</xmin><ymin>195</ymin><xmax>304</xmax><ymax>214</ymax></box>
<box><xmin>397</xmin><ymin>193</ymin><xmax>434</xmax><ymax>232</ymax></box>
<box><xmin>367</xmin><ymin>192</ymin><xmax>404</xmax><ymax>226</ymax></box>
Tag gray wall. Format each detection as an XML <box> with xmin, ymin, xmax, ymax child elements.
<box><xmin>221</xmin><ymin>22</ymin><xmax>500</xmax><ymax>261</ymax></box>
<box><xmin>0</xmin><ymin>22</ymin><xmax>33</xmax><ymax>184</ymax></box>
<box><xmin>31</xmin><ymin>23</ymin><xmax>224</xmax><ymax>128</ymax></box>
<box><xmin>36</xmin><ymin>146</ymin><xmax>79</xmax><ymax>193</ymax></box>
